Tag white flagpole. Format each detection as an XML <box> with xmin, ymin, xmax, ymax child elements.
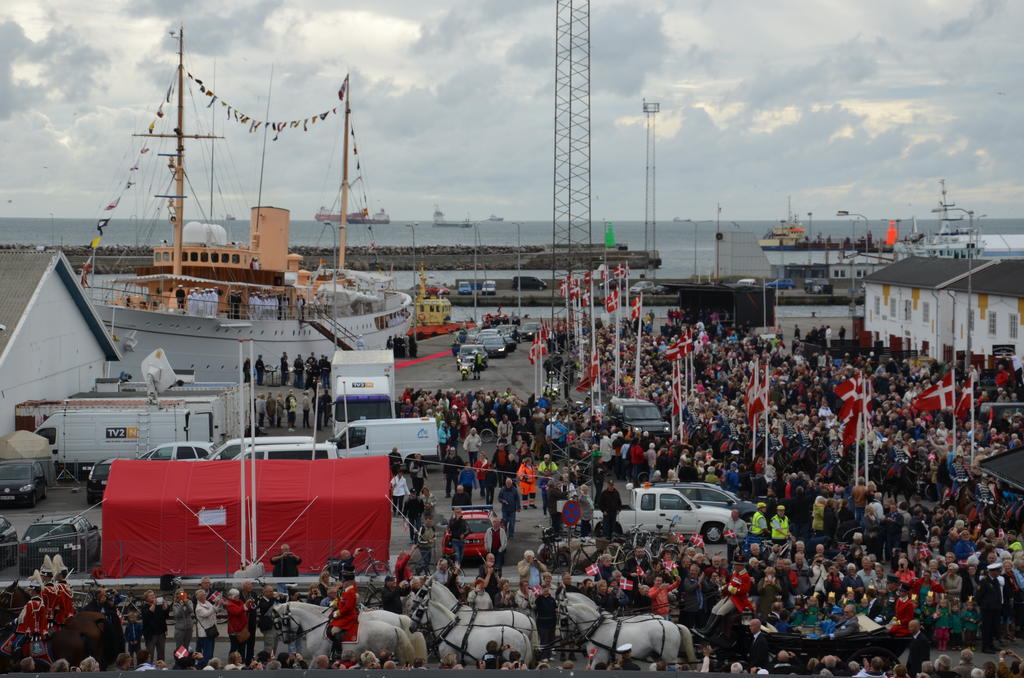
<box><xmin>671</xmin><ymin>361</ymin><xmax>677</xmax><ymax>441</ymax></box>
<box><xmin>633</xmin><ymin>294</ymin><xmax>643</xmax><ymax>397</ymax></box>
<box><xmin>763</xmin><ymin>362</ymin><xmax>769</xmax><ymax>472</ymax></box>
<box><xmin>237</xmin><ymin>341</ymin><xmax>247</xmax><ymax>568</ymax></box>
<box><xmin>750</xmin><ymin>359</ymin><xmax>758</xmax><ymax>463</ymax></box>
<box><xmin>853</xmin><ymin>383</ymin><xmax>859</xmax><ymax>486</ymax></box>
<box><xmin>970</xmin><ymin>369</ymin><xmax>976</xmax><ymax>463</ymax></box>
<box><xmin>951</xmin><ymin>362</ymin><xmax>957</xmax><ymax>457</ymax></box>
<box><xmin>861</xmin><ymin>374</ymin><xmax>867</xmax><ymax>482</ymax></box>
<box><xmin>590</xmin><ymin>274</ymin><xmax>599</xmax><ymax>412</ymax></box>
<box><xmin>249</xmin><ymin>339</ymin><xmax>257</xmax><ymax>564</ymax></box>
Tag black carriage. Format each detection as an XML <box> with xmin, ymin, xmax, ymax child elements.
<box><xmin>699</xmin><ymin>624</ymin><xmax>912</xmax><ymax>669</ymax></box>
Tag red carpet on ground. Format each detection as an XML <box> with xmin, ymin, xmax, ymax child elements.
<box><xmin>396</xmin><ymin>349</ymin><xmax>452</xmax><ymax>369</ymax></box>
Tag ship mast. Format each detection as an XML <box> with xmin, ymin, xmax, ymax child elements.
<box><xmin>134</xmin><ymin>27</ymin><xmax>219</xmax><ymax>278</ymax></box>
<box><xmin>173</xmin><ymin>28</ymin><xmax>186</xmax><ymax>276</ymax></box>
<box><xmin>339</xmin><ymin>79</ymin><xmax>350</xmax><ymax>270</ymax></box>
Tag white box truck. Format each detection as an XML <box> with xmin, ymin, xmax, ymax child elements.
<box><xmin>331</xmin><ymin>349</ymin><xmax>396</xmax><ymax>424</ymax></box>
<box><xmin>31</xmin><ymin>405</ymin><xmax>200</xmax><ymax>479</ymax></box>
<box><xmin>333</xmin><ymin>417</ymin><xmax>439</xmax><ymax>460</ymax></box>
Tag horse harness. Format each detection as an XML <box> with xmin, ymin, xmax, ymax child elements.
<box><xmin>273</xmin><ymin>605</ymin><xmax>329</xmax><ymax>645</ymax></box>
<box><xmin>563</xmin><ymin>606</ymin><xmax>669</xmax><ymax>662</ymax></box>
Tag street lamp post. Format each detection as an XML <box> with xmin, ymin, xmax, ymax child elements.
<box><xmin>684</xmin><ymin>219</ymin><xmax>713</xmax><ymax>282</ymax></box>
<box><xmin>933</xmin><ymin>205</ymin><xmax>977</xmax><ymax>372</ymax></box>
<box><xmin>473</xmin><ymin>222</ymin><xmax>479</xmax><ymax>324</ymax></box>
<box><xmin>406</xmin><ymin>222</ymin><xmax>417</xmax><ymax>328</ymax></box>
<box><xmin>515</xmin><ymin>222</ymin><xmax>522</xmax><ymax>318</ymax></box>
<box><xmin>836</xmin><ymin>210</ymin><xmax>869</xmax><ymax>307</ymax></box>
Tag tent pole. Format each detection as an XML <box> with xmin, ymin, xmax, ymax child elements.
<box><xmin>237</xmin><ymin>340</ymin><xmax>247</xmax><ymax>567</ymax></box>
<box><xmin>249</xmin><ymin>339</ymin><xmax>257</xmax><ymax>565</ymax></box>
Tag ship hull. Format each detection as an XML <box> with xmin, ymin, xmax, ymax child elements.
<box><xmin>94</xmin><ymin>298</ymin><xmax>411</xmax><ymax>382</ymax></box>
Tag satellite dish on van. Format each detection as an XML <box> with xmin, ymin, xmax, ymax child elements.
<box><xmin>140</xmin><ymin>348</ymin><xmax>182</xmax><ymax>401</ymax></box>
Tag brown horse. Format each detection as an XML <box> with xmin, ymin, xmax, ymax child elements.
<box><xmin>0</xmin><ymin>582</ymin><xmax>123</xmax><ymax>670</ymax></box>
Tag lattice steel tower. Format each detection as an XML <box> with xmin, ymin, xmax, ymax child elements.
<box><xmin>643</xmin><ymin>99</ymin><xmax>659</xmax><ymax>278</ymax></box>
<box><xmin>550</xmin><ymin>0</ymin><xmax>592</xmax><ymax>394</ymax></box>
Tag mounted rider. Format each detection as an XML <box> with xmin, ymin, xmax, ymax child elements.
<box><xmin>6</xmin><ymin>571</ymin><xmax>48</xmax><ymax>658</ymax></box>
<box><xmin>39</xmin><ymin>556</ymin><xmax>59</xmax><ymax>627</ymax></box>
<box><xmin>50</xmin><ymin>555</ymin><xmax>75</xmax><ymax>628</ymax></box>
<box><xmin>328</xmin><ymin>580</ymin><xmax>359</xmax><ymax>652</ymax></box>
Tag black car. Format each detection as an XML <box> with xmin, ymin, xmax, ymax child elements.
<box><xmin>606</xmin><ymin>397</ymin><xmax>671</xmax><ymax>438</ymax></box>
<box><xmin>86</xmin><ymin>458</ymin><xmax>117</xmax><ymax>505</ymax></box>
<box><xmin>19</xmin><ymin>515</ymin><xmax>102</xmax><ymax>577</ymax></box>
<box><xmin>519</xmin><ymin>322</ymin><xmax>541</xmax><ymax>341</ymax></box>
<box><xmin>0</xmin><ymin>461</ymin><xmax>47</xmax><ymax>507</ymax></box>
<box><xmin>0</xmin><ymin>515</ymin><xmax>18</xmax><ymax>566</ymax></box>
<box><xmin>512</xmin><ymin>276</ymin><xmax>547</xmax><ymax>291</ymax></box>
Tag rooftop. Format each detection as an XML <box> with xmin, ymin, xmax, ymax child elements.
<box><xmin>862</xmin><ymin>256</ymin><xmax>990</xmax><ymax>289</ymax></box>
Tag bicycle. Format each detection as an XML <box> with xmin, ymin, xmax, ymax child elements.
<box><xmin>353</xmin><ymin>548</ymin><xmax>390</xmax><ymax>608</ymax></box>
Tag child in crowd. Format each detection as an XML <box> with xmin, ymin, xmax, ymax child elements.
<box><xmin>962</xmin><ymin>597</ymin><xmax>980</xmax><ymax>650</ymax></box>
<box><xmin>124</xmin><ymin>610</ymin><xmax>144</xmax><ymax>661</ymax></box>
<box><xmin>933</xmin><ymin>594</ymin><xmax>952</xmax><ymax>651</ymax></box>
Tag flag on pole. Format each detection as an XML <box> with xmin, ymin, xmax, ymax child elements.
<box><xmin>576</xmin><ymin>347</ymin><xmax>600</xmax><ymax>392</ymax></box>
<box><xmin>104</xmin><ymin>197</ymin><xmax>120</xmax><ymax>211</ymax></box>
<box><xmin>664</xmin><ymin>336</ymin><xmax>683</xmax><ymax>361</ymax></box>
<box><xmin>634</xmin><ymin>566</ymin><xmax>646</xmax><ymax>578</ymax></box>
<box><xmin>689</xmin><ymin>533</ymin><xmax>705</xmax><ymax>548</ymax></box>
<box><xmin>679</xmin><ymin>330</ymin><xmax>693</xmax><ymax>357</ymax></box>
<box><xmin>619</xmin><ymin>578</ymin><xmax>633</xmax><ymax>591</ymax></box>
<box><xmin>746</xmin><ymin>360</ymin><xmax>766</xmax><ymax>426</ymax></box>
<box><xmin>338</xmin><ymin>74</ymin><xmax>350</xmax><ymax>100</ymax></box>
<box><xmin>175</xmin><ymin>646</ymin><xmax>190</xmax><ymax>660</ymax></box>
<box><xmin>835</xmin><ymin>377</ymin><xmax>864</xmax><ymax>421</ymax></box>
<box><xmin>605</xmin><ymin>288</ymin><xmax>620</xmax><ymax>313</ymax></box>
<box><xmin>90</xmin><ymin>236</ymin><xmax>102</xmax><ymax>249</ymax></box>
<box><xmin>613</xmin><ymin>264</ymin><xmax>627</xmax><ymax>279</ymax></box>
<box><xmin>955</xmin><ymin>372</ymin><xmax>974</xmax><ymax>420</ymax></box>
<box><xmin>585</xmin><ymin>563</ymin><xmax>601</xmax><ymax>577</ymax></box>
<box><xmin>596</xmin><ymin>263</ymin><xmax>609</xmax><ymax>282</ymax></box>
<box><xmin>723</xmin><ymin>529</ymin><xmax>737</xmax><ymax>540</ymax></box>
<box><xmin>912</xmin><ymin>372</ymin><xmax>956</xmax><ymax>411</ymax></box>
<box><xmin>630</xmin><ymin>293</ymin><xmax>643</xmax><ymax>321</ymax></box>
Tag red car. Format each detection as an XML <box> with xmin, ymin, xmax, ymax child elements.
<box><xmin>426</xmin><ymin>285</ymin><xmax>451</xmax><ymax>296</ymax></box>
<box><xmin>442</xmin><ymin>507</ymin><xmax>493</xmax><ymax>561</ymax></box>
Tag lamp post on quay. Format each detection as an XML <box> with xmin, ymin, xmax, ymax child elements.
<box><xmin>683</xmin><ymin>219</ymin><xmax>713</xmax><ymax>282</ymax></box>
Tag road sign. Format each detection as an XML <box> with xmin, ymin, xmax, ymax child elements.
<box><xmin>562</xmin><ymin>500</ymin><xmax>581</xmax><ymax>526</ymax></box>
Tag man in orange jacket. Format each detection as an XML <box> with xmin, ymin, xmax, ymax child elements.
<box><xmin>517</xmin><ymin>458</ymin><xmax>537</xmax><ymax>509</ymax></box>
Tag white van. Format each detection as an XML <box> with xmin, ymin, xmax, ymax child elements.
<box><xmin>207</xmin><ymin>436</ymin><xmax>316</xmax><ymax>460</ymax></box>
<box><xmin>333</xmin><ymin>417</ymin><xmax>440</xmax><ymax>460</ymax></box>
<box><xmin>233</xmin><ymin>442</ymin><xmax>339</xmax><ymax>460</ymax></box>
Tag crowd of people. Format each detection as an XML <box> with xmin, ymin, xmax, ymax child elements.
<box><xmin>10</xmin><ymin>307</ymin><xmax>1024</xmax><ymax>673</ymax></box>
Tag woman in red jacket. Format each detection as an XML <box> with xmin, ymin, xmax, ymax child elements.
<box><xmin>223</xmin><ymin>589</ymin><xmax>252</xmax><ymax>656</ymax></box>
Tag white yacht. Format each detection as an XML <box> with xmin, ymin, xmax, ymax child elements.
<box><xmin>89</xmin><ymin>31</ymin><xmax>410</xmax><ymax>381</ymax></box>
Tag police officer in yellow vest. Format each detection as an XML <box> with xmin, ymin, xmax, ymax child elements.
<box><xmin>745</xmin><ymin>502</ymin><xmax>769</xmax><ymax>554</ymax></box>
<box><xmin>770</xmin><ymin>504</ymin><xmax>791</xmax><ymax>545</ymax></box>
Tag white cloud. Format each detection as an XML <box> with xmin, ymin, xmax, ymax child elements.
<box><xmin>0</xmin><ymin>0</ymin><xmax>1022</xmax><ymax>223</ymax></box>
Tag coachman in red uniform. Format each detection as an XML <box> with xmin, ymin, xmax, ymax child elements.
<box><xmin>699</xmin><ymin>561</ymin><xmax>753</xmax><ymax>636</ymax></box>
<box><xmin>328</xmin><ymin>580</ymin><xmax>359</xmax><ymax>647</ymax></box>
<box><xmin>39</xmin><ymin>556</ymin><xmax>58</xmax><ymax>626</ymax></box>
<box><xmin>888</xmin><ymin>584</ymin><xmax>916</xmax><ymax>637</ymax></box>
<box><xmin>51</xmin><ymin>556</ymin><xmax>75</xmax><ymax>627</ymax></box>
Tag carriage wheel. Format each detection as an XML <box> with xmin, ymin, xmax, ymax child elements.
<box><xmin>845</xmin><ymin>646</ymin><xmax>899</xmax><ymax>666</ymax></box>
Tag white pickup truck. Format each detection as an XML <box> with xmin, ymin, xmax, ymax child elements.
<box><xmin>595</xmin><ymin>485</ymin><xmax>735</xmax><ymax>543</ymax></box>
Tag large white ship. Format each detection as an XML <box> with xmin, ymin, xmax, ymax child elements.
<box><xmin>89</xmin><ymin>30</ymin><xmax>410</xmax><ymax>381</ymax></box>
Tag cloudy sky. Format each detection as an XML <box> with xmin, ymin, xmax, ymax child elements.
<box><xmin>1</xmin><ymin>0</ymin><xmax>1022</xmax><ymax>224</ymax></box>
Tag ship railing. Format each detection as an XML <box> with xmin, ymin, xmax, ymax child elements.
<box><xmin>88</xmin><ymin>284</ymin><xmax>355</xmax><ymax>323</ymax></box>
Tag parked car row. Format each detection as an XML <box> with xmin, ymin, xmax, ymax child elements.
<box><xmin>0</xmin><ymin>511</ymin><xmax>102</xmax><ymax>577</ymax></box>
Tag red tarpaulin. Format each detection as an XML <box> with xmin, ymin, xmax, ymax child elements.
<box><xmin>102</xmin><ymin>458</ymin><xmax>391</xmax><ymax>577</ymax></box>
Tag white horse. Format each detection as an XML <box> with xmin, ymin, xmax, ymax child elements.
<box><xmin>420</xmin><ymin>599</ymin><xmax>535</xmax><ymax>667</ymax></box>
<box><xmin>558</xmin><ymin>597</ymin><xmax>697</xmax><ymax>667</ymax></box>
<box><xmin>271</xmin><ymin>602</ymin><xmax>423</xmax><ymax>664</ymax></box>
<box><xmin>410</xmin><ymin>578</ymin><xmax>538</xmax><ymax>646</ymax></box>
<box><xmin>361</xmin><ymin>609</ymin><xmax>428</xmax><ymax>661</ymax></box>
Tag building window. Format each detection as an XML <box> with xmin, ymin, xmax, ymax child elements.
<box><xmin>856</xmin><ymin>269</ymin><xmax>864</xmax><ymax>278</ymax></box>
<box><xmin>874</xmin><ymin>296</ymin><xmax>881</xmax><ymax>315</ymax></box>
<box><xmin>890</xmin><ymin>298</ymin><xmax>896</xmax><ymax>318</ymax></box>
<box><xmin>232</xmin><ymin>254</ymin><xmax>240</xmax><ymax>264</ymax></box>
<box><xmin>200</xmin><ymin>251</ymin><xmax>209</xmax><ymax>262</ymax></box>
<box><xmin>904</xmin><ymin>300</ymin><xmax>912</xmax><ymax>321</ymax></box>
<box><xmin>163</xmin><ymin>251</ymin><xmax>171</xmax><ymax>262</ymax></box>
<box><xmin>211</xmin><ymin>252</ymin><xmax>219</xmax><ymax>263</ymax></box>
<box><xmin>989</xmin><ymin>312</ymin><xmax>997</xmax><ymax>335</ymax></box>
<box><xmin>923</xmin><ymin>301</ymin><xmax>930</xmax><ymax>323</ymax></box>
<box><xmin>189</xmin><ymin>251</ymin><xmax>198</xmax><ymax>262</ymax></box>
<box><xmin>1011</xmin><ymin>314</ymin><xmax>1019</xmax><ymax>339</ymax></box>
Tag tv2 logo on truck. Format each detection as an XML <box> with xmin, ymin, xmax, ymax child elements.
<box><xmin>105</xmin><ymin>427</ymin><xmax>140</xmax><ymax>440</ymax></box>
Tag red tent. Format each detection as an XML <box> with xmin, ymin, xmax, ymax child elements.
<box><xmin>102</xmin><ymin>458</ymin><xmax>391</xmax><ymax>577</ymax></box>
